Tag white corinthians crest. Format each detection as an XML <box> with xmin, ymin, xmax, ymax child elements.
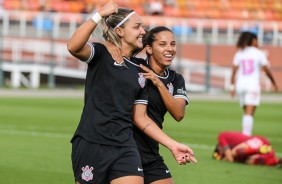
<box><xmin>167</xmin><ymin>83</ymin><xmax>174</xmax><ymax>95</ymax></box>
<box><xmin>138</xmin><ymin>73</ymin><xmax>146</xmax><ymax>88</ymax></box>
<box><xmin>81</xmin><ymin>165</ymin><xmax>94</xmax><ymax>182</ymax></box>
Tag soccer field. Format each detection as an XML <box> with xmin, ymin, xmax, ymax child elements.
<box><xmin>0</xmin><ymin>95</ymin><xmax>281</xmax><ymax>184</ymax></box>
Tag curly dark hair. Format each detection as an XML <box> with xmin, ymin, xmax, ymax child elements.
<box><xmin>236</xmin><ymin>31</ymin><xmax>257</xmax><ymax>49</ymax></box>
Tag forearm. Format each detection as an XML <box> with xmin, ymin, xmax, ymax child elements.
<box><xmin>261</xmin><ymin>66</ymin><xmax>275</xmax><ymax>86</ymax></box>
<box><xmin>157</xmin><ymin>83</ymin><xmax>185</xmax><ymax>121</ymax></box>
<box><xmin>135</xmin><ymin>117</ymin><xmax>177</xmax><ymax>150</ymax></box>
<box><xmin>224</xmin><ymin>148</ymin><xmax>234</xmax><ymax>162</ymax></box>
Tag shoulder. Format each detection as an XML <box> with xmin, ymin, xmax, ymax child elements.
<box><xmin>131</xmin><ymin>57</ymin><xmax>146</xmax><ymax>65</ymax></box>
<box><xmin>168</xmin><ymin>69</ymin><xmax>184</xmax><ymax>81</ymax></box>
<box><xmin>88</xmin><ymin>42</ymin><xmax>107</xmax><ymax>50</ymax></box>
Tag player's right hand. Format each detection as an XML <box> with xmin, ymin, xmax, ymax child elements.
<box><xmin>170</xmin><ymin>143</ymin><xmax>198</xmax><ymax>165</ymax></box>
<box><xmin>98</xmin><ymin>1</ymin><xmax>118</xmax><ymax>18</ymax></box>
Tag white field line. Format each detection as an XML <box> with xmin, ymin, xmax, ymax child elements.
<box><xmin>0</xmin><ymin>129</ymin><xmax>281</xmax><ymax>157</ymax></box>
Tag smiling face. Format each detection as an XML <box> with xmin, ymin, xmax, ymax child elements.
<box><xmin>146</xmin><ymin>31</ymin><xmax>176</xmax><ymax>69</ymax></box>
<box><xmin>115</xmin><ymin>13</ymin><xmax>145</xmax><ymax>52</ymax></box>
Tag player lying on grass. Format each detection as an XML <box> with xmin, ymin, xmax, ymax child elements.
<box><xmin>212</xmin><ymin>131</ymin><xmax>282</xmax><ymax>166</ymax></box>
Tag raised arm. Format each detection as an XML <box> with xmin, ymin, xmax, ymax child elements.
<box><xmin>133</xmin><ymin>104</ymin><xmax>197</xmax><ymax>164</ymax></box>
<box><xmin>67</xmin><ymin>1</ymin><xmax>118</xmax><ymax>61</ymax></box>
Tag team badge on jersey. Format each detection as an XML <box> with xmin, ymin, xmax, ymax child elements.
<box><xmin>81</xmin><ymin>165</ymin><xmax>94</xmax><ymax>182</ymax></box>
<box><xmin>138</xmin><ymin>73</ymin><xmax>146</xmax><ymax>88</ymax></box>
<box><xmin>167</xmin><ymin>83</ymin><xmax>174</xmax><ymax>95</ymax></box>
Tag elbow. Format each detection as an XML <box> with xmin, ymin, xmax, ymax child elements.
<box><xmin>175</xmin><ymin>116</ymin><xmax>184</xmax><ymax>122</ymax></box>
<box><xmin>67</xmin><ymin>41</ymin><xmax>82</xmax><ymax>56</ymax></box>
<box><xmin>173</xmin><ymin>113</ymin><xmax>184</xmax><ymax>122</ymax></box>
<box><xmin>133</xmin><ymin>116</ymin><xmax>142</xmax><ymax>128</ymax></box>
<box><xmin>67</xmin><ymin>42</ymin><xmax>76</xmax><ymax>55</ymax></box>
<box><xmin>170</xmin><ymin>110</ymin><xmax>185</xmax><ymax>122</ymax></box>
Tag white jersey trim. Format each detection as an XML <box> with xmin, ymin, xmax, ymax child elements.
<box><xmin>146</xmin><ymin>58</ymin><xmax>169</xmax><ymax>79</ymax></box>
<box><xmin>84</xmin><ymin>42</ymin><xmax>95</xmax><ymax>64</ymax></box>
<box><xmin>134</xmin><ymin>100</ymin><xmax>148</xmax><ymax>105</ymax></box>
<box><xmin>174</xmin><ymin>95</ymin><xmax>189</xmax><ymax>105</ymax></box>
<box><xmin>123</xmin><ymin>57</ymin><xmax>141</xmax><ymax>67</ymax></box>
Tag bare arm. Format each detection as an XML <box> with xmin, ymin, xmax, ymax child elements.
<box><xmin>262</xmin><ymin>66</ymin><xmax>278</xmax><ymax>91</ymax></box>
<box><xmin>224</xmin><ymin>147</ymin><xmax>234</xmax><ymax>162</ymax></box>
<box><xmin>67</xmin><ymin>1</ymin><xmax>118</xmax><ymax>61</ymax></box>
<box><xmin>229</xmin><ymin>65</ymin><xmax>238</xmax><ymax>97</ymax></box>
<box><xmin>133</xmin><ymin>104</ymin><xmax>197</xmax><ymax>164</ymax></box>
<box><xmin>140</xmin><ymin>64</ymin><xmax>186</xmax><ymax>121</ymax></box>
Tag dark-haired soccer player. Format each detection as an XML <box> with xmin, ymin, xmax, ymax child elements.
<box><xmin>106</xmin><ymin>26</ymin><xmax>192</xmax><ymax>184</ymax></box>
<box><xmin>213</xmin><ymin>131</ymin><xmax>281</xmax><ymax>167</ymax></box>
<box><xmin>229</xmin><ymin>31</ymin><xmax>278</xmax><ymax>136</ymax></box>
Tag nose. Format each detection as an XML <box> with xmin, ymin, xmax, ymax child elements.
<box><xmin>166</xmin><ymin>45</ymin><xmax>173</xmax><ymax>51</ymax></box>
<box><xmin>140</xmin><ymin>27</ymin><xmax>146</xmax><ymax>35</ymax></box>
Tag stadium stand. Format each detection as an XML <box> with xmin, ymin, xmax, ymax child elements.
<box><xmin>2</xmin><ymin>0</ymin><xmax>282</xmax><ymax>20</ymax></box>
<box><xmin>1</xmin><ymin>0</ymin><xmax>282</xmax><ymax>90</ymax></box>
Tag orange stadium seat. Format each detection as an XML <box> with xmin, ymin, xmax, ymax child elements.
<box><xmin>2</xmin><ymin>0</ymin><xmax>282</xmax><ymax>21</ymax></box>
<box><xmin>3</xmin><ymin>0</ymin><xmax>21</xmax><ymax>10</ymax></box>
<box><xmin>28</xmin><ymin>0</ymin><xmax>41</xmax><ymax>11</ymax></box>
<box><xmin>69</xmin><ymin>1</ymin><xmax>85</xmax><ymax>13</ymax></box>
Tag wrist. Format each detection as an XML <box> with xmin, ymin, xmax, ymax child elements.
<box><xmin>91</xmin><ymin>12</ymin><xmax>102</xmax><ymax>24</ymax></box>
<box><xmin>229</xmin><ymin>84</ymin><xmax>235</xmax><ymax>91</ymax></box>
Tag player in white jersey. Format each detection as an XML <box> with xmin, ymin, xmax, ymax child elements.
<box><xmin>229</xmin><ymin>31</ymin><xmax>278</xmax><ymax>136</ymax></box>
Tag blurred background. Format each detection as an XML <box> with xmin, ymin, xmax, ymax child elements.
<box><xmin>0</xmin><ymin>0</ymin><xmax>282</xmax><ymax>92</ymax></box>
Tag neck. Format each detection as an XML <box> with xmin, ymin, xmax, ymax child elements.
<box><xmin>149</xmin><ymin>60</ymin><xmax>166</xmax><ymax>76</ymax></box>
<box><xmin>121</xmin><ymin>44</ymin><xmax>133</xmax><ymax>59</ymax></box>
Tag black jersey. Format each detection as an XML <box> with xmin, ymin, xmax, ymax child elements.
<box><xmin>71</xmin><ymin>42</ymin><xmax>148</xmax><ymax>147</ymax></box>
<box><xmin>133</xmin><ymin>58</ymin><xmax>189</xmax><ymax>159</ymax></box>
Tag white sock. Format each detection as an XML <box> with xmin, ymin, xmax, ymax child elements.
<box><xmin>242</xmin><ymin>115</ymin><xmax>253</xmax><ymax>136</ymax></box>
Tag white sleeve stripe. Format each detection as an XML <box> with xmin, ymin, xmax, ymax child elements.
<box><xmin>174</xmin><ymin>95</ymin><xmax>189</xmax><ymax>104</ymax></box>
<box><xmin>134</xmin><ymin>100</ymin><xmax>148</xmax><ymax>105</ymax></box>
<box><xmin>84</xmin><ymin>42</ymin><xmax>95</xmax><ymax>64</ymax></box>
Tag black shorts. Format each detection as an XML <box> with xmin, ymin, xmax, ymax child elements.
<box><xmin>142</xmin><ymin>157</ymin><xmax>172</xmax><ymax>184</ymax></box>
<box><xmin>71</xmin><ymin>136</ymin><xmax>143</xmax><ymax>184</ymax></box>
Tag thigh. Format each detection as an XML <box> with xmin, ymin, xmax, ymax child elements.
<box><xmin>143</xmin><ymin>158</ymin><xmax>172</xmax><ymax>184</ymax></box>
<box><xmin>71</xmin><ymin>137</ymin><xmax>115</xmax><ymax>184</ymax></box>
<box><xmin>109</xmin><ymin>146</ymin><xmax>144</xmax><ymax>183</ymax></box>
<box><xmin>237</xmin><ymin>90</ymin><xmax>246</xmax><ymax>107</ymax></box>
<box><xmin>111</xmin><ymin>176</ymin><xmax>143</xmax><ymax>184</ymax></box>
<box><xmin>151</xmin><ymin>178</ymin><xmax>174</xmax><ymax>184</ymax></box>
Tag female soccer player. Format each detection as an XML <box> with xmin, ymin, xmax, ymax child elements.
<box><xmin>67</xmin><ymin>1</ymin><xmax>196</xmax><ymax>184</ymax></box>
<box><xmin>230</xmin><ymin>31</ymin><xmax>278</xmax><ymax>136</ymax></box>
<box><xmin>213</xmin><ymin>131</ymin><xmax>281</xmax><ymax>167</ymax></box>
<box><xmin>134</xmin><ymin>26</ymin><xmax>189</xmax><ymax>184</ymax></box>
<box><xmin>106</xmin><ymin>26</ymin><xmax>191</xmax><ymax>184</ymax></box>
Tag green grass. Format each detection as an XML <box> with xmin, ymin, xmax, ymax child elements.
<box><xmin>0</xmin><ymin>97</ymin><xmax>281</xmax><ymax>184</ymax></box>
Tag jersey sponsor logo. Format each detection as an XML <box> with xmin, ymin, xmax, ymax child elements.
<box><xmin>177</xmin><ymin>87</ymin><xmax>186</xmax><ymax>95</ymax></box>
<box><xmin>138</xmin><ymin>167</ymin><xmax>143</xmax><ymax>172</ymax></box>
<box><xmin>138</xmin><ymin>73</ymin><xmax>146</xmax><ymax>88</ymax></box>
<box><xmin>167</xmin><ymin>83</ymin><xmax>174</xmax><ymax>95</ymax></box>
<box><xmin>81</xmin><ymin>165</ymin><xmax>94</xmax><ymax>182</ymax></box>
<box><xmin>165</xmin><ymin>170</ymin><xmax>170</xmax><ymax>173</ymax></box>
